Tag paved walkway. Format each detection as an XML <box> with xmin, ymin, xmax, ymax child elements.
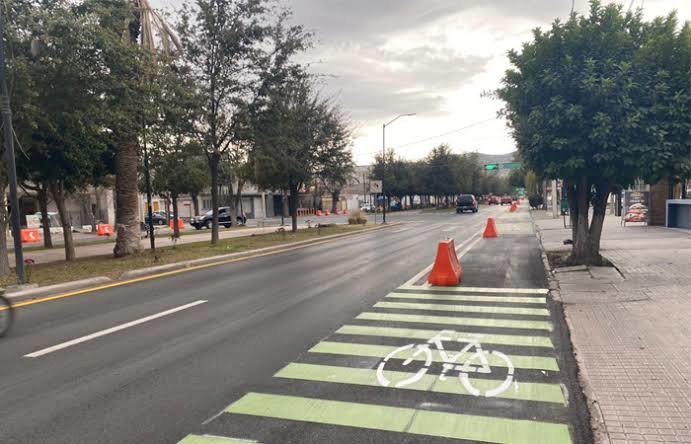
<box><xmin>534</xmin><ymin>213</ymin><xmax>691</xmax><ymax>444</ymax></box>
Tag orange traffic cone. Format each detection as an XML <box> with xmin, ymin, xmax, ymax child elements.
<box><xmin>483</xmin><ymin>217</ymin><xmax>498</xmax><ymax>238</ymax></box>
<box><xmin>509</xmin><ymin>202</ymin><xmax>517</xmax><ymax>212</ymax></box>
<box><xmin>428</xmin><ymin>239</ymin><xmax>463</xmax><ymax>286</ymax></box>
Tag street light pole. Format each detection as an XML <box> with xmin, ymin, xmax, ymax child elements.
<box><xmin>0</xmin><ymin>8</ymin><xmax>25</xmax><ymax>284</ymax></box>
<box><xmin>382</xmin><ymin>113</ymin><xmax>416</xmax><ymax>224</ymax></box>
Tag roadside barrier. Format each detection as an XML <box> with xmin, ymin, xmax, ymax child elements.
<box><xmin>483</xmin><ymin>217</ymin><xmax>498</xmax><ymax>238</ymax></box>
<box><xmin>428</xmin><ymin>239</ymin><xmax>463</xmax><ymax>286</ymax></box>
<box><xmin>96</xmin><ymin>224</ymin><xmax>113</xmax><ymax>236</ymax></box>
<box><xmin>510</xmin><ymin>202</ymin><xmax>517</xmax><ymax>212</ymax></box>
<box><xmin>20</xmin><ymin>228</ymin><xmax>41</xmax><ymax>244</ymax></box>
<box><xmin>169</xmin><ymin>218</ymin><xmax>185</xmax><ymax>230</ymax></box>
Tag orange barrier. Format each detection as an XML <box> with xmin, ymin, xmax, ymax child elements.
<box><xmin>20</xmin><ymin>228</ymin><xmax>41</xmax><ymax>243</ymax></box>
<box><xmin>428</xmin><ymin>239</ymin><xmax>463</xmax><ymax>286</ymax></box>
<box><xmin>96</xmin><ymin>223</ymin><xmax>113</xmax><ymax>236</ymax></box>
<box><xmin>169</xmin><ymin>218</ymin><xmax>185</xmax><ymax>230</ymax></box>
<box><xmin>483</xmin><ymin>217</ymin><xmax>498</xmax><ymax>238</ymax></box>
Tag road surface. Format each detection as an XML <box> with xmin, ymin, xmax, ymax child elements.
<box><xmin>0</xmin><ymin>206</ymin><xmax>590</xmax><ymax>443</ymax></box>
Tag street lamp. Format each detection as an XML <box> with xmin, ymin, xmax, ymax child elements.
<box><xmin>382</xmin><ymin>113</ymin><xmax>415</xmax><ymax>223</ymax></box>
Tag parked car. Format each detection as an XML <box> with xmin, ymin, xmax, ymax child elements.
<box><xmin>487</xmin><ymin>195</ymin><xmax>501</xmax><ymax>205</ymax></box>
<box><xmin>145</xmin><ymin>212</ymin><xmax>168</xmax><ymax>226</ymax></box>
<box><xmin>190</xmin><ymin>207</ymin><xmax>247</xmax><ymax>230</ymax></box>
<box><xmin>456</xmin><ymin>194</ymin><xmax>478</xmax><ymax>213</ymax></box>
<box><xmin>500</xmin><ymin>196</ymin><xmax>513</xmax><ymax>205</ymax></box>
<box><xmin>389</xmin><ymin>201</ymin><xmax>402</xmax><ymax>211</ymax></box>
<box><xmin>360</xmin><ymin>204</ymin><xmax>373</xmax><ymax>213</ymax></box>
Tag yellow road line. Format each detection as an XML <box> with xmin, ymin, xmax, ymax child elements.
<box><xmin>12</xmin><ymin>225</ymin><xmax>394</xmax><ymax>310</ymax></box>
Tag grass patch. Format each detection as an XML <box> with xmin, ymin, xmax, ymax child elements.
<box><xmin>4</xmin><ymin>224</ymin><xmax>368</xmax><ymax>287</ymax></box>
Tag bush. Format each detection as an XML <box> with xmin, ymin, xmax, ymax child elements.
<box><xmin>528</xmin><ymin>194</ymin><xmax>544</xmax><ymax>209</ymax></box>
<box><xmin>348</xmin><ymin>209</ymin><xmax>368</xmax><ymax>225</ymax></box>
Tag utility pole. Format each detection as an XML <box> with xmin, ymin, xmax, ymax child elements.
<box><xmin>0</xmin><ymin>8</ymin><xmax>25</xmax><ymax>284</ymax></box>
<box><xmin>382</xmin><ymin>113</ymin><xmax>415</xmax><ymax>224</ymax></box>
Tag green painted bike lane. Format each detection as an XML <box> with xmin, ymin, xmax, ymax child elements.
<box><xmin>178</xmin><ymin>223</ymin><xmax>591</xmax><ymax>444</ymax></box>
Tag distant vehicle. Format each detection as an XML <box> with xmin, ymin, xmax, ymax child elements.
<box><xmin>190</xmin><ymin>207</ymin><xmax>247</xmax><ymax>230</ymax></box>
<box><xmin>32</xmin><ymin>212</ymin><xmax>61</xmax><ymax>228</ymax></box>
<box><xmin>500</xmin><ymin>196</ymin><xmax>513</xmax><ymax>205</ymax></box>
<box><xmin>389</xmin><ymin>201</ymin><xmax>402</xmax><ymax>211</ymax></box>
<box><xmin>360</xmin><ymin>204</ymin><xmax>373</xmax><ymax>213</ymax></box>
<box><xmin>487</xmin><ymin>196</ymin><xmax>501</xmax><ymax>205</ymax></box>
<box><xmin>456</xmin><ymin>194</ymin><xmax>478</xmax><ymax>213</ymax></box>
<box><xmin>145</xmin><ymin>212</ymin><xmax>168</xmax><ymax>226</ymax></box>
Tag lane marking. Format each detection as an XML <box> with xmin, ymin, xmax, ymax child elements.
<box><xmin>399</xmin><ymin>285</ymin><xmax>549</xmax><ymax>294</ymax></box>
<box><xmin>11</xmin><ymin>225</ymin><xmax>398</xmax><ymax>310</ymax></box>
<box><xmin>309</xmin><ymin>341</ymin><xmax>560</xmax><ymax>371</ymax></box>
<box><xmin>357</xmin><ymin>312</ymin><xmax>553</xmax><ymax>331</ymax></box>
<box><xmin>335</xmin><ymin>325</ymin><xmax>554</xmax><ymax>348</ymax></box>
<box><xmin>225</xmin><ymin>393</ymin><xmax>572</xmax><ymax>444</ymax></box>
<box><xmin>390</xmin><ymin>228</ymin><xmax>409</xmax><ymax>234</ymax></box>
<box><xmin>274</xmin><ymin>363</ymin><xmax>566</xmax><ymax>404</ymax></box>
<box><xmin>24</xmin><ymin>300</ymin><xmax>208</xmax><ymax>358</ymax></box>
<box><xmin>386</xmin><ymin>292</ymin><xmax>546</xmax><ymax>304</ymax></box>
<box><xmin>374</xmin><ymin>301</ymin><xmax>550</xmax><ymax>317</ymax></box>
<box><xmin>178</xmin><ymin>435</ymin><xmax>259</xmax><ymax>444</ymax></box>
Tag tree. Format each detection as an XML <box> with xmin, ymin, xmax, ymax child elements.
<box><xmin>177</xmin><ymin>0</ymin><xmax>274</xmax><ymax>245</ymax></box>
<box><xmin>425</xmin><ymin>145</ymin><xmax>458</xmax><ymax>206</ymax></box>
<box><xmin>251</xmin><ymin>78</ymin><xmax>353</xmax><ymax>232</ymax></box>
<box><xmin>498</xmin><ymin>1</ymin><xmax>691</xmax><ymax>265</ymax></box>
<box><xmin>13</xmin><ymin>1</ymin><xmax>115</xmax><ymax>261</ymax></box>
<box><xmin>110</xmin><ymin>0</ymin><xmax>181</xmax><ymax>257</ymax></box>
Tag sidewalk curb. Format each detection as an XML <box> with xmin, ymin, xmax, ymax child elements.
<box><xmin>530</xmin><ymin>212</ymin><xmax>610</xmax><ymax>444</ymax></box>
<box><xmin>6</xmin><ymin>223</ymin><xmax>396</xmax><ymax>304</ymax></box>
<box><xmin>5</xmin><ymin>277</ymin><xmax>114</xmax><ymax>303</ymax></box>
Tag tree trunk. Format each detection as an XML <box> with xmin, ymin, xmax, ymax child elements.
<box><xmin>565</xmin><ymin>180</ymin><xmax>578</xmax><ymax>241</ymax></box>
<box><xmin>191</xmin><ymin>191</ymin><xmax>200</xmax><ymax>216</ymax></box>
<box><xmin>230</xmin><ymin>180</ymin><xmax>244</xmax><ymax>227</ymax></box>
<box><xmin>331</xmin><ymin>190</ymin><xmax>339</xmax><ymax>213</ymax></box>
<box><xmin>208</xmin><ymin>153</ymin><xmax>220</xmax><ymax>245</ymax></box>
<box><xmin>282</xmin><ymin>191</ymin><xmax>289</xmax><ymax>222</ymax></box>
<box><xmin>171</xmin><ymin>195</ymin><xmax>180</xmax><ymax>239</ymax></box>
<box><xmin>0</xmin><ymin>184</ymin><xmax>11</xmax><ymax>276</ymax></box>
<box><xmin>113</xmin><ymin>138</ymin><xmax>141</xmax><ymax>257</ymax></box>
<box><xmin>49</xmin><ymin>181</ymin><xmax>75</xmax><ymax>261</ymax></box>
<box><xmin>289</xmin><ymin>182</ymin><xmax>299</xmax><ymax>233</ymax></box>
<box><xmin>37</xmin><ymin>183</ymin><xmax>53</xmax><ymax>249</ymax></box>
<box><xmin>587</xmin><ymin>183</ymin><xmax>610</xmax><ymax>264</ymax></box>
<box><xmin>569</xmin><ymin>177</ymin><xmax>591</xmax><ymax>265</ymax></box>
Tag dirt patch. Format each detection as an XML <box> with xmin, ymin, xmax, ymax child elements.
<box><xmin>546</xmin><ymin>251</ymin><xmax>614</xmax><ymax>269</ymax></box>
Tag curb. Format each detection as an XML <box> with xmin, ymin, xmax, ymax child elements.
<box><xmin>6</xmin><ymin>223</ymin><xmax>396</xmax><ymax>304</ymax></box>
<box><xmin>5</xmin><ymin>277</ymin><xmax>113</xmax><ymax>303</ymax></box>
<box><xmin>529</xmin><ymin>212</ymin><xmax>610</xmax><ymax>444</ymax></box>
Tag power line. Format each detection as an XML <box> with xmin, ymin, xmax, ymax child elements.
<box><xmin>391</xmin><ymin>117</ymin><xmax>499</xmax><ymax>150</ymax></box>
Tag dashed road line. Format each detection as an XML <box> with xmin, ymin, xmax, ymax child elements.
<box><xmin>178</xmin><ymin>435</ymin><xmax>260</xmax><ymax>444</ymax></box>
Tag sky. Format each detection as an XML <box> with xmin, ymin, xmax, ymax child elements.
<box><xmin>153</xmin><ymin>0</ymin><xmax>690</xmax><ymax>165</ymax></box>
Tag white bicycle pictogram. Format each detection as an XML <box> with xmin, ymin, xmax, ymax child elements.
<box><xmin>376</xmin><ymin>330</ymin><xmax>514</xmax><ymax>397</ymax></box>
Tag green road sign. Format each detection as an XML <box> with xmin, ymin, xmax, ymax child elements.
<box><xmin>484</xmin><ymin>163</ymin><xmax>499</xmax><ymax>171</ymax></box>
<box><xmin>502</xmin><ymin>162</ymin><xmax>522</xmax><ymax>170</ymax></box>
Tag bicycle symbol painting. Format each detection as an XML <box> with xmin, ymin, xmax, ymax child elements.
<box><xmin>376</xmin><ymin>330</ymin><xmax>515</xmax><ymax>398</ymax></box>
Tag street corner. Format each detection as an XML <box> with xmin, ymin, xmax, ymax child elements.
<box><xmin>181</xmin><ymin>276</ymin><xmax>590</xmax><ymax>444</ymax></box>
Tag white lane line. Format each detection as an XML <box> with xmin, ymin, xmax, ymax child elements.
<box><xmin>391</xmin><ymin>228</ymin><xmax>409</xmax><ymax>233</ymax></box>
<box><xmin>24</xmin><ymin>300</ymin><xmax>208</xmax><ymax>358</ymax></box>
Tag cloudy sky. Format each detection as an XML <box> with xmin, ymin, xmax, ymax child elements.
<box><xmin>155</xmin><ymin>0</ymin><xmax>690</xmax><ymax>165</ymax></box>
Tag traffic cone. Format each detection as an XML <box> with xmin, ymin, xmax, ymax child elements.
<box><xmin>483</xmin><ymin>217</ymin><xmax>498</xmax><ymax>238</ymax></box>
<box><xmin>509</xmin><ymin>202</ymin><xmax>517</xmax><ymax>212</ymax></box>
<box><xmin>428</xmin><ymin>239</ymin><xmax>463</xmax><ymax>286</ymax></box>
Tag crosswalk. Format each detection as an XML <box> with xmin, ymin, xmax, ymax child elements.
<box><xmin>179</xmin><ymin>284</ymin><xmax>577</xmax><ymax>444</ymax></box>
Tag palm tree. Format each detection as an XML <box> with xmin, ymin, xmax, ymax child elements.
<box><xmin>113</xmin><ymin>0</ymin><xmax>181</xmax><ymax>257</ymax></box>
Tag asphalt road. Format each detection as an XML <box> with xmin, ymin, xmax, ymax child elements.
<box><xmin>0</xmin><ymin>206</ymin><xmax>590</xmax><ymax>443</ymax></box>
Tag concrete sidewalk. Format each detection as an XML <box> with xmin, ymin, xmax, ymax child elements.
<box><xmin>533</xmin><ymin>212</ymin><xmax>691</xmax><ymax>444</ymax></box>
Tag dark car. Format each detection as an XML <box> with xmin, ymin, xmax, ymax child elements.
<box><xmin>456</xmin><ymin>194</ymin><xmax>478</xmax><ymax>213</ymax></box>
<box><xmin>145</xmin><ymin>212</ymin><xmax>168</xmax><ymax>226</ymax></box>
<box><xmin>190</xmin><ymin>207</ymin><xmax>247</xmax><ymax>230</ymax></box>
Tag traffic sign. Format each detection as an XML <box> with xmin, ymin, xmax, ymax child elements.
<box><xmin>484</xmin><ymin>164</ymin><xmax>499</xmax><ymax>171</ymax></box>
<box><xmin>370</xmin><ymin>180</ymin><xmax>383</xmax><ymax>193</ymax></box>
